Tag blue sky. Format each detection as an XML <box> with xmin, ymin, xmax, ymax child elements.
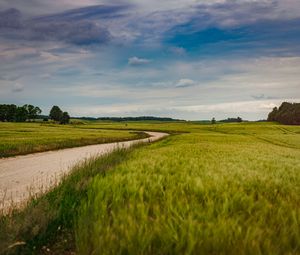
<box><xmin>0</xmin><ymin>0</ymin><xmax>300</xmax><ymax>120</ymax></box>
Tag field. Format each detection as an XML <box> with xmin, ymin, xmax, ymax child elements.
<box><xmin>1</xmin><ymin>122</ymin><xmax>300</xmax><ymax>254</ymax></box>
<box><xmin>0</xmin><ymin>122</ymin><xmax>147</xmax><ymax>157</ymax></box>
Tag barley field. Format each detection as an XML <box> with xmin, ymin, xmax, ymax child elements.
<box><xmin>0</xmin><ymin>122</ymin><xmax>146</xmax><ymax>157</ymax></box>
<box><xmin>76</xmin><ymin>122</ymin><xmax>300</xmax><ymax>255</ymax></box>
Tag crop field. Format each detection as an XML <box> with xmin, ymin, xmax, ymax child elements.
<box><xmin>0</xmin><ymin>122</ymin><xmax>146</xmax><ymax>157</ymax></box>
<box><xmin>76</xmin><ymin>122</ymin><xmax>300</xmax><ymax>254</ymax></box>
<box><xmin>0</xmin><ymin>122</ymin><xmax>300</xmax><ymax>254</ymax></box>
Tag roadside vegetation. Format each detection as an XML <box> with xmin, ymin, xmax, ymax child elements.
<box><xmin>0</xmin><ymin>122</ymin><xmax>299</xmax><ymax>254</ymax></box>
<box><xmin>0</xmin><ymin>122</ymin><xmax>147</xmax><ymax>157</ymax></box>
<box><xmin>0</xmin><ymin>148</ymin><xmax>137</xmax><ymax>254</ymax></box>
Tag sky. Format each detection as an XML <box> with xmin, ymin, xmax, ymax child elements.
<box><xmin>0</xmin><ymin>0</ymin><xmax>300</xmax><ymax>120</ymax></box>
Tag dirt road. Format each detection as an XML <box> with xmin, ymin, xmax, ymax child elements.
<box><xmin>0</xmin><ymin>131</ymin><xmax>168</xmax><ymax>211</ymax></box>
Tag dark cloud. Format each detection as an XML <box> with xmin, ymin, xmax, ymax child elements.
<box><xmin>0</xmin><ymin>7</ymin><xmax>114</xmax><ymax>46</ymax></box>
<box><xmin>29</xmin><ymin>21</ymin><xmax>111</xmax><ymax>45</ymax></box>
<box><xmin>33</xmin><ymin>4</ymin><xmax>131</xmax><ymax>22</ymax></box>
<box><xmin>2</xmin><ymin>1</ymin><xmax>300</xmax><ymax>52</ymax></box>
<box><xmin>0</xmin><ymin>8</ymin><xmax>23</xmax><ymax>29</ymax></box>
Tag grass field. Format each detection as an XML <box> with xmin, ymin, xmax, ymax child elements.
<box><xmin>0</xmin><ymin>122</ymin><xmax>147</xmax><ymax>157</ymax></box>
<box><xmin>76</xmin><ymin>122</ymin><xmax>300</xmax><ymax>255</ymax></box>
<box><xmin>1</xmin><ymin>122</ymin><xmax>300</xmax><ymax>254</ymax></box>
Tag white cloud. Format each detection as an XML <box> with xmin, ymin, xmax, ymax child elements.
<box><xmin>128</xmin><ymin>56</ymin><xmax>151</xmax><ymax>66</ymax></box>
<box><xmin>44</xmin><ymin>55</ymin><xmax>300</xmax><ymax>120</ymax></box>
<box><xmin>175</xmin><ymin>78</ymin><xmax>196</xmax><ymax>88</ymax></box>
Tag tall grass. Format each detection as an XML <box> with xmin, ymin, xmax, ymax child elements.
<box><xmin>0</xmin><ymin>148</ymin><xmax>138</xmax><ymax>254</ymax></box>
<box><xmin>76</xmin><ymin>126</ymin><xmax>300</xmax><ymax>254</ymax></box>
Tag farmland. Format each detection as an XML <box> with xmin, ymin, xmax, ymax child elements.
<box><xmin>0</xmin><ymin>122</ymin><xmax>147</xmax><ymax>157</ymax></box>
<box><xmin>76</xmin><ymin>122</ymin><xmax>300</xmax><ymax>254</ymax></box>
<box><xmin>0</xmin><ymin>122</ymin><xmax>300</xmax><ymax>254</ymax></box>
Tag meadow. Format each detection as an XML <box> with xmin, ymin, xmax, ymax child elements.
<box><xmin>0</xmin><ymin>121</ymin><xmax>299</xmax><ymax>254</ymax></box>
<box><xmin>0</xmin><ymin>122</ymin><xmax>147</xmax><ymax>157</ymax></box>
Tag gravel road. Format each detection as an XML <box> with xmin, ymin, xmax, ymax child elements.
<box><xmin>0</xmin><ymin>131</ymin><xmax>168</xmax><ymax>211</ymax></box>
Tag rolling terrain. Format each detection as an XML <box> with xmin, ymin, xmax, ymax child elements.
<box><xmin>0</xmin><ymin>121</ymin><xmax>299</xmax><ymax>254</ymax></box>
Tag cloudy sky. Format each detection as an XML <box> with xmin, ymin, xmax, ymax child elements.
<box><xmin>0</xmin><ymin>0</ymin><xmax>300</xmax><ymax>120</ymax></box>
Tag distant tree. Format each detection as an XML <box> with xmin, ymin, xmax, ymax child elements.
<box><xmin>211</xmin><ymin>117</ymin><xmax>216</xmax><ymax>124</ymax></box>
<box><xmin>268</xmin><ymin>107</ymin><xmax>278</xmax><ymax>121</ymax></box>
<box><xmin>0</xmin><ymin>104</ymin><xmax>14</xmax><ymax>122</ymax></box>
<box><xmin>0</xmin><ymin>104</ymin><xmax>18</xmax><ymax>122</ymax></box>
<box><xmin>0</xmin><ymin>105</ymin><xmax>6</xmax><ymax>121</ymax></box>
<box><xmin>49</xmin><ymin>106</ymin><xmax>63</xmax><ymax>122</ymax></box>
<box><xmin>0</xmin><ymin>103</ymin><xmax>42</xmax><ymax>122</ymax></box>
<box><xmin>96</xmin><ymin>116</ymin><xmax>183</xmax><ymax>122</ymax></box>
<box><xmin>267</xmin><ymin>102</ymin><xmax>300</xmax><ymax>125</ymax></box>
<box><xmin>219</xmin><ymin>117</ymin><xmax>244</xmax><ymax>123</ymax></box>
<box><xmin>6</xmin><ymin>104</ymin><xmax>17</xmax><ymax>122</ymax></box>
<box><xmin>294</xmin><ymin>105</ymin><xmax>300</xmax><ymax>125</ymax></box>
<box><xmin>15</xmin><ymin>106</ymin><xmax>28</xmax><ymax>122</ymax></box>
<box><xmin>60</xmin><ymin>112</ymin><xmax>70</xmax><ymax>124</ymax></box>
<box><xmin>24</xmin><ymin>104</ymin><xmax>42</xmax><ymax>120</ymax></box>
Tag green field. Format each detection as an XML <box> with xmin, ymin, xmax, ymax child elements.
<box><xmin>0</xmin><ymin>122</ymin><xmax>147</xmax><ymax>157</ymax></box>
<box><xmin>76</xmin><ymin>122</ymin><xmax>300</xmax><ymax>254</ymax></box>
<box><xmin>1</xmin><ymin>122</ymin><xmax>300</xmax><ymax>254</ymax></box>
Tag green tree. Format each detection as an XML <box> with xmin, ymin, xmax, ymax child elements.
<box><xmin>60</xmin><ymin>112</ymin><xmax>70</xmax><ymax>124</ymax></box>
<box><xmin>267</xmin><ymin>107</ymin><xmax>278</xmax><ymax>121</ymax></box>
<box><xmin>49</xmin><ymin>106</ymin><xmax>63</xmax><ymax>122</ymax></box>
<box><xmin>15</xmin><ymin>106</ymin><xmax>28</xmax><ymax>122</ymax></box>
<box><xmin>24</xmin><ymin>104</ymin><xmax>42</xmax><ymax>120</ymax></box>
<box><xmin>211</xmin><ymin>117</ymin><xmax>216</xmax><ymax>124</ymax></box>
<box><xmin>6</xmin><ymin>104</ymin><xmax>17</xmax><ymax>122</ymax></box>
<box><xmin>0</xmin><ymin>105</ymin><xmax>5</xmax><ymax>121</ymax></box>
<box><xmin>267</xmin><ymin>102</ymin><xmax>300</xmax><ymax>125</ymax></box>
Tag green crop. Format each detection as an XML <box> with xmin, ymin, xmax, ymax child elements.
<box><xmin>0</xmin><ymin>122</ymin><xmax>147</xmax><ymax>157</ymax></box>
<box><xmin>76</xmin><ymin>122</ymin><xmax>300</xmax><ymax>255</ymax></box>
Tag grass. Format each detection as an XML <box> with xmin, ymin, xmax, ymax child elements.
<box><xmin>0</xmin><ymin>122</ymin><xmax>148</xmax><ymax>157</ymax></box>
<box><xmin>0</xmin><ymin>121</ymin><xmax>299</xmax><ymax>254</ymax></box>
<box><xmin>0</xmin><ymin>148</ymin><xmax>138</xmax><ymax>254</ymax></box>
<box><xmin>76</xmin><ymin>122</ymin><xmax>300</xmax><ymax>255</ymax></box>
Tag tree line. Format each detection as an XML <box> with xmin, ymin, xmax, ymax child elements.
<box><xmin>219</xmin><ymin>117</ymin><xmax>243</xmax><ymax>123</ymax></box>
<box><xmin>211</xmin><ymin>117</ymin><xmax>243</xmax><ymax>124</ymax></box>
<box><xmin>268</xmin><ymin>102</ymin><xmax>300</xmax><ymax>125</ymax></box>
<box><xmin>96</xmin><ymin>116</ymin><xmax>183</xmax><ymax>122</ymax></box>
<box><xmin>0</xmin><ymin>104</ymin><xmax>42</xmax><ymax>122</ymax></box>
<box><xmin>74</xmin><ymin>116</ymin><xmax>183</xmax><ymax>122</ymax></box>
<box><xmin>0</xmin><ymin>104</ymin><xmax>70</xmax><ymax>124</ymax></box>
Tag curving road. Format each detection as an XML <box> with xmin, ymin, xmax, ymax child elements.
<box><xmin>0</xmin><ymin>131</ymin><xmax>168</xmax><ymax>212</ymax></box>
